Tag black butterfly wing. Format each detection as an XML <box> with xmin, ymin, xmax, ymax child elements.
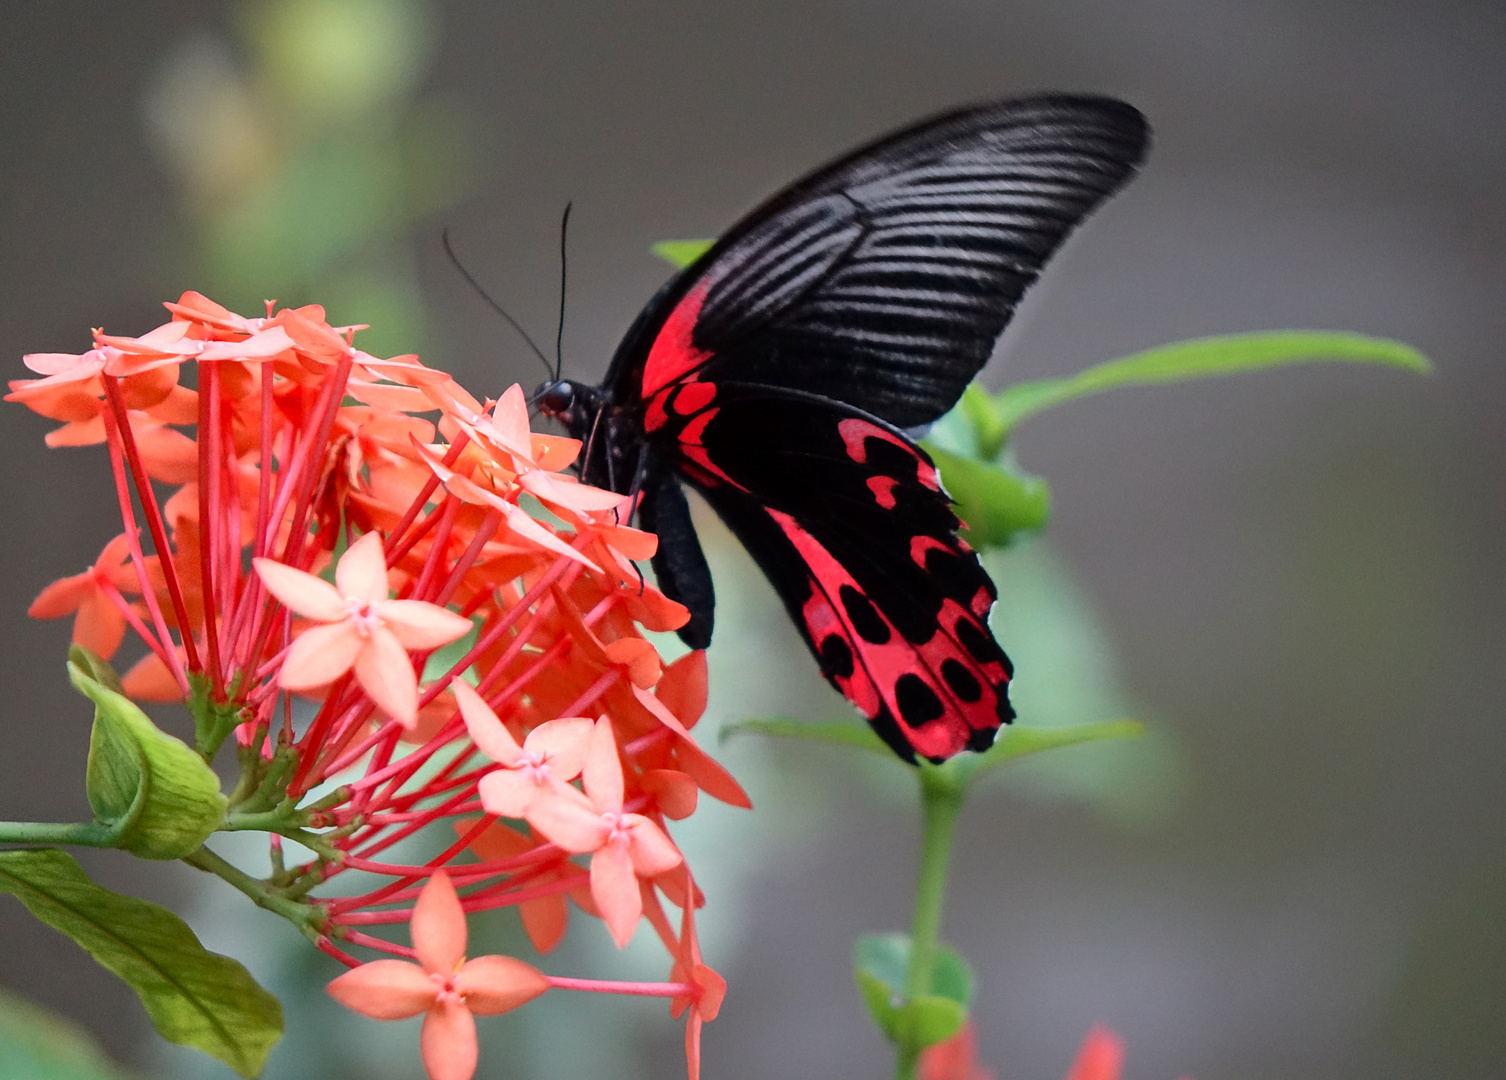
<box><xmin>661</xmin><ymin>385</ymin><xmax>1012</xmax><ymax>763</ymax></box>
<box><xmin>587</xmin><ymin>95</ymin><xmax>1148</xmax><ymax>760</ymax></box>
<box><xmin>606</xmin><ymin>94</ymin><xmax>1149</xmax><ymax>429</ymax></box>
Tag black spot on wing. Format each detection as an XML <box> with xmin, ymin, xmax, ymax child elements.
<box><xmin>955</xmin><ymin>617</ymin><xmax>999</xmax><ymax>665</ymax></box>
<box><xmin>840</xmin><ymin>584</ymin><xmax>891</xmax><ymax>645</ymax></box>
<box><xmin>925</xmin><ymin>547</ymin><xmax>995</xmax><ymax>610</ymax></box>
<box><xmin>820</xmin><ymin>633</ymin><xmax>855</xmax><ymax>678</ymax></box>
<box><xmin>894</xmin><ymin>673</ymin><xmax>945</xmax><ymax>726</ymax></box>
<box><xmin>940</xmin><ymin>658</ymin><xmax>983</xmax><ymax>703</ymax></box>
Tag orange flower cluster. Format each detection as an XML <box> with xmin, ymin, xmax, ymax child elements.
<box><xmin>10</xmin><ymin>294</ymin><xmax>746</xmax><ymax>1080</ymax></box>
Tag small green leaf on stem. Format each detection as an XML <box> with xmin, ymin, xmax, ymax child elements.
<box><xmin>854</xmin><ymin>933</ymin><xmax>974</xmax><ymax>1049</ymax></box>
<box><xmin>925</xmin><ymin>443</ymin><xmax>1051</xmax><ymax>549</ymax></box>
<box><xmin>962</xmin><ymin>719</ymin><xmax>1143</xmax><ymax>782</ymax></box>
<box><xmin>722</xmin><ymin>717</ymin><xmax>893</xmax><ymax>755</ymax></box>
<box><xmin>894</xmin><ymin>996</ymin><xmax>967</xmax><ymax>1049</ymax></box>
<box><xmin>651</xmin><ymin>238</ymin><xmax>717</xmax><ymax>270</ymax></box>
<box><xmin>68</xmin><ymin>646</ymin><xmax>125</xmax><ymax>695</ymax></box>
<box><xmin>72</xmin><ymin>654</ymin><xmax>227</xmax><ymax>861</ymax></box>
<box><xmin>990</xmin><ymin>331</ymin><xmax>1431</xmax><ymax>437</ymax></box>
<box><xmin>0</xmin><ymin>849</ymin><xmax>283</xmax><ymax>1077</ymax></box>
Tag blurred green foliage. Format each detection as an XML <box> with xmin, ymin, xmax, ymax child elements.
<box><xmin>144</xmin><ymin>0</ymin><xmax>472</xmax><ymax>357</ymax></box>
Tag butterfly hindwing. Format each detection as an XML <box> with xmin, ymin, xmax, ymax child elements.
<box><xmin>662</xmin><ymin>386</ymin><xmax>1013</xmax><ymax>762</ymax></box>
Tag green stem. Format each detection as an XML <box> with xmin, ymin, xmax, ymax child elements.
<box><xmin>0</xmin><ymin>820</ymin><xmax>121</xmax><ymax>848</ymax></box>
<box><xmin>894</xmin><ymin>768</ymin><xmax>965</xmax><ymax>1080</ymax></box>
<box><xmin>182</xmin><ymin>845</ymin><xmax>326</xmax><ymax>942</ymax></box>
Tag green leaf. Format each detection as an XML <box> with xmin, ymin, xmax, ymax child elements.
<box><xmin>990</xmin><ymin>331</ymin><xmax>1431</xmax><ymax>440</ymax></box>
<box><xmin>854</xmin><ymin>966</ymin><xmax>902</xmax><ymax>1039</ymax></box>
<box><xmin>67</xmin><ymin>646</ymin><xmax>125</xmax><ymax>695</ymax></box>
<box><xmin>929</xmin><ymin>946</ymin><xmax>975</xmax><ymax>1007</ymax></box>
<box><xmin>651</xmin><ymin>238</ymin><xmax>716</xmax><ymax>270</ymax></box>
<box><xmin>722</xmin><ymin>717</ymin><xmax>892</xmax><ymax>755</ymax></box>
<box><xmin>964</xmin><ymin>719</ymin><xmax>1144</xmax><ymax>781</ymax></box>
<box><xmin>71</xmin><ymin>656</ymin><xmax>227</xmax><ymax>861</ymax></box>
<box><xmin>853</xmin><ymin>935</ymin><xmax>973</xmax><ymax>1050</ymax></box>
<box><xmin>0</xmin><ymin>987</ymin><xmax>143</xmax><ymax>1080</ymax></box>
<box><xmin>925</xmin><ymin>442</ymin><xmax>1051</xmax><ymax>549</ymax></box>
<box><xmin>854</xmin><ymin>933</ymin><xmax>912</xmax><ymax>994</ymax></box>
<box><xmin>894</xmin><ymin>995</ymin><xmax>967</xmax><ymax>1048</ymax></box>
<box><xmin>0</xmin><ymin>849</ymin><xmax>283</xmax><ymax>1077</ymax></box>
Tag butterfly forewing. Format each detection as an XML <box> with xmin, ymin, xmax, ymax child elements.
<box><xmin>606</xmin><ymin>96</ymin><xmax>1149</xmax><ymax>430</ymax></box>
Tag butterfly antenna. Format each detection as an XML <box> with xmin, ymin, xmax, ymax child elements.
<box><xmin>441</xmin><ymin>228</ymin><xmax>554</xmax><ymax>377</ymax></box>
<box><xmin>554</xmin><ymin>202</ymin><xmax>572</xmax><ymax>382</ymax></box>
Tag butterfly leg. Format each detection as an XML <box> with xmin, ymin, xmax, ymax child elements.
<box><xmin>639</xmin><ymin>469</ymin><xmax>716</xmax><ymax>649</ymax></box>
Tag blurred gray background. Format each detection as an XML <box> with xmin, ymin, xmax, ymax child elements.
<box><xmin>2</xmin><ymin>2</ymin><xmax>1503</xmax><ymax>1078</ymax></box>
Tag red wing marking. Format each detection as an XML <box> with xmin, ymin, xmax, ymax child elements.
<box><xmin>837</xmin><ymin>417</ymin><xmax>941</xmax><ymax>491</ymax></box>
<box><xmin>909</xmin><ymin>534</ymin><xmax>950</xmax><ymax>567</ymax></box>
<box><xmin>674</xmin><ymin>381</ymin><xmax>717</xmax><ymax>414</ymax></box>
<box><xmin>642</xmin><ymin>279</ymin><xmax>714</xmax><ymax>398</ymax></box>
<box><xmin>765</xmin><ymin>506</ymin><xmax>1008</xmax><ymax>761</ymax></box>
<box><xmin>866</xmin><ymin>475</ymin><xmax>900</xmax><ymax>510</ymax></box>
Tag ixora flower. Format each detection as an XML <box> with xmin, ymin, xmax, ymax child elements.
<box><xmin>253</xmin><ymin>531</ymin><xmax>472</xmax><ymax>726</ymax></box>
<box><xmin>328</xmin><ymin>871</ymin><xmax>549</xmax><ymax>1080</ymax></box>
<box><xmin>11</xmin><ymin>294</ymin><xmax>748</xmax><ymax>1080</ymax></box>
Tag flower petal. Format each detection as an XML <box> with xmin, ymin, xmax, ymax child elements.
<box><xmin>590</xmin><ymin>839</ymin><xmax>641</xmax><ymax>948</ymax></box>
<box><xmin>520</xmin><ymin>716</ymin><xmax>594</xmax><ymax>780</ymax></box>
<box><xmin>421</xmin><ymin>999</ymin><xmax>478</xmax><ymax>1080</ymax></box>
<box><xmin>625</xmin><ymin>815</ymin><xmax>683</xmax><ymax>877</ymax></box>
<box><xmin>413</xmin><ymin>870</ymin><xmax>467</xmax><ymax>976</ymax></box>
<box><xmin>353</xmin><ymin>625</ymin><xmax>419</xmax><ymax>726</ymax></box>
<box><xmin>581</xmin><ymin>717</ymin><xmax>624</xmax><ymax>814</ymax></box>
<box><xmin>477</xmin><ymin>769</ymin><xmax>548</xmax><ymax>819</ymax></box>
<box><xmin>335</xmin><ymin>531</ymin><xmax>391</xmax><ymax>604</ymax></box>
<box><xmin>74</xmin><ymin>590</ymin><xmax>127</xmax><ymax>659</ymax></box>
<box><xmin>455</xmin><ymin>954</ymin><xmax>549</xmax><ymax>1014</ymax></box>
<box><xmin>279</xmin><ymin>621</ymin><xmax>363</xmax><ymax>689</ymax></box>
<box><xmin>375</xmin><ymin>598</ymin><xmax>473</xmax><ymax>650</ymax></box>
<box><xmin>454</xmin><ymin>680</ymin><xmax>522</xmax><ymax>765</ymax></box>
<box><xmin>519</xmin><ymin>893</ymin><xmax>569</xmax><ymax>954</ymax></box>
<box><xmin>524</xmin><ymin>789</ymin><xmax>607</xmax><ymax>854</ymax></box>
<box><xmin>253</xmin><ymin>557</ymin><xmax>348</xmax><ymax>621</ymax></box>
<box><xmin>518</xmin><ymin>469</ymin><xmax>626</xmax><ymax>512</ymax></box>
<box><xmin>1064</xmin><ymin>1025</ymin><xmax>1124</xmax><ymax>1080</ymax></box>
<box><xmin>327</xmin><ymin>959</ymin><xmax>436</xmax><ymax>1019</ymax></box>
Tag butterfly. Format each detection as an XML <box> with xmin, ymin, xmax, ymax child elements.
<box><xmin>536</xmin><ymin>95</ymin><xmax>1148</xmax><ymax>763</ymax></box>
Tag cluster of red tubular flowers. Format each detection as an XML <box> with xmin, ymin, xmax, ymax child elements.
<box><xmin>11</xmin><ymin>293</ymin><xmax>746</xmax><ymax>1080</ymax></box>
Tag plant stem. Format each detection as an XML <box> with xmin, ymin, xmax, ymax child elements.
<box><xmin>182</xmin><ymin>845</ymin><xmax>326</xmax><ymax>941</ymax></box>
<box><xmin>0</xmin><ymin>820</ymin><xmax>120</xmax><ymax>847</ymax></box>
<box><xmin>894</xmin><ymin>767</ymin><xmax>966</xmax><ymax>1080</ymax></box>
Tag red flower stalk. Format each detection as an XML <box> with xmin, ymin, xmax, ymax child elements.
<box><xmin>12</xmin><ymin>294</ymin><xmax>750</xmax><ymax>1080</ymax></box>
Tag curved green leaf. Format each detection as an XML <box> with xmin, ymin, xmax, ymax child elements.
<box><xmin>989</xmin><ymin>331</ymin><xmax>1431</xmax><ymax>444</ymax></box>
<box><xmin>71</xmin><ymin>654</ymin><xmax>227</xmax><ymax>861</ymax></box>
<box><xmin>0</xmin><ymin>849</ymin><xmax>283</xmax><ymax>1077</ymax></box>
<box><xmin>723</xmin><ymin>717</ymin><xmax>891</xmax><ymax>755</ymax></box>
<box><xmin>854</xmin><ymin>934</ymin><xmax>974</xmax><ymax>1050</ymax></box>
<box><xmin>0</xmin><ymin>987</ymin><xmax>142</xmax><ymax>1080</ymax></box>
<box><xmin>651</xmin><ymin>238</ymin><xmax>716</xmax><ymax>270</ymax></box>
<box><xmin>855</xmin><ymin>966</ymin><xmax>902</xmax><ymax>1039</ymax></box>
<box><xmin>963</xmin><ymin>719</ymin><xmax>1143</xmax><ymax>782</ymax></box>
<box><xmin>895</xmin><ymin>995</ymin><xmax>967</xmax><ymax>1048</ymax></box>
<box><xmin>925</xmin><ymin>443</ymin><xmax>1051</xmax><ymax>549</ymax></box>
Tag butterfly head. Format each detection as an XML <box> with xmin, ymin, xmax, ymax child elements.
<box><xmin>531</xmin><ymin>378</ymin><xmax>602</xmax><ymax>440</ymax></box>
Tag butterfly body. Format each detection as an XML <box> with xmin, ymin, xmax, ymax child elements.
<box><xmin>538</xmin><ymin>96</ymin><xmax>1148</xmax><ymax>762</ymax></box>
